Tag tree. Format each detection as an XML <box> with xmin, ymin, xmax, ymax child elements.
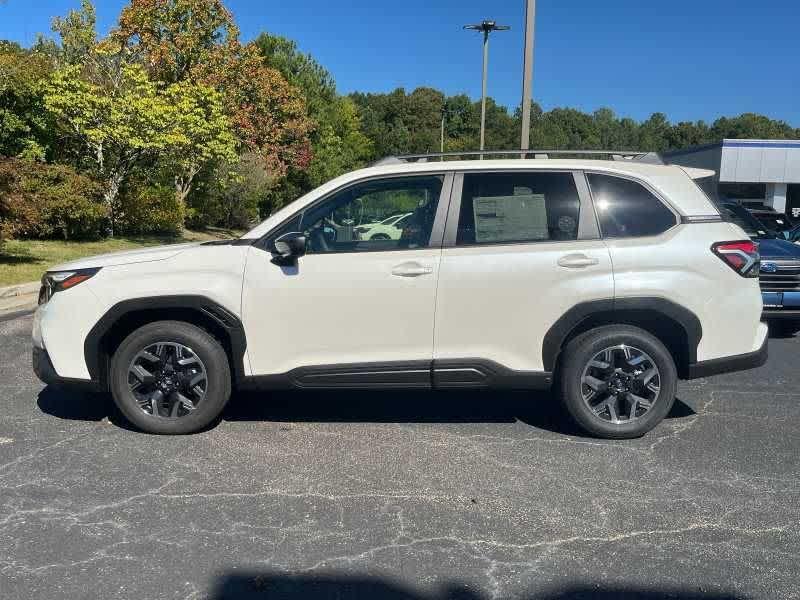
<box><xmin>44</xmin><ymin>62</ymin><xmax>234</xmax><ymax>232</ymax></box>
<box><xmin>710</xmin><ymin>113</ymin><xmax>798</xmax><ymax>141</ymax></box>
<box><xmin>254</xmin><ymin>32</ymin><xmax>335</xmax><ymax>116</ymax></box>
<box><xmin>164</xmin><ymin>81</ymin><xmax>236</xmax><ymax>206</ymax></box>
<box><xmin>255</xmin><ymin>32</ymin><xmax>371</xmax><ymax>208</ymax></box>
<box><xmin>114</xmin><ymin>0</ymin><xmax>237</xmax><ymax>84</ymax></box>
<box><xmin>0</xmin><ymin>42</ymin><xmax>54</xmax><ymax>160</ymax></box>
<box><xmin>50</xmin><ymin>0</ymin><xmax>98</xmax><ymax>66</ymax></box>
<box><xmin>112</xmin><ymin>1</ymin><xmax>312</xmax><ymax>177</ymax></box>
<box><xmin>306</xmin><ymin>96</ymin><xmax>372</xmax><ymax>187</ymax></box>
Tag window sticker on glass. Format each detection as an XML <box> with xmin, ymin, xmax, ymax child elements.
<box><xmin>473</xmin><ymin>193</ymin><xmax>548</xmax><ymax>243</ymax></box>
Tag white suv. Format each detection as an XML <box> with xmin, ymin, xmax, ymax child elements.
<box><xmin>32</xmin><ymin>153</ymin><xmax>768</xmax><ymax>438</ymax></box>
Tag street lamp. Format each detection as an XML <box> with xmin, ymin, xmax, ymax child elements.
<box><xmin>464</xmin><ymin>20</ymin><xmax>510</xmax><ymax>153</ymax></box>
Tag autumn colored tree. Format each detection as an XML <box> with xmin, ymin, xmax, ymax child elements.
<box><xmin>255</xmin><ymin>31</ymin><xmax>371</xmax><ymax>212</ymax></box>
<box><xmin>112</xmin><ymin>0</ymin><xmax>312</xmax><ymax>177</ymax></box>
<box><xmin>114</xmin><ymin>0</ymin><xmax>237</xmax><ymax>84</ymax></box>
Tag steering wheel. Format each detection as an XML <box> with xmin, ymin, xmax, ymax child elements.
<box><xmin>308</xmin><ymin>224</ymin><xmax>336</xmax><ymax>252</ymax></box>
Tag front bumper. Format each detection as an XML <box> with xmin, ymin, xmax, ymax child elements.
<box><xmin>33</xmin><ymin>346</ymin><xmax>62</xmax><ymax>386</ymax></box>
<box><xmin>686</xmin><ymin>330</ymin><xmax>768</xmax><ymax>379</ymax></box>
<box><xmin>761</xmin><ymin>291</ymin><xmax>800</xmax><ymax>319</ymax></box>
<box><xmin>32</xmin><ymin>346</ymin><xmax>99</xmax><ymax>390</ymax></box>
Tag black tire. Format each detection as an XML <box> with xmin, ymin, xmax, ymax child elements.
<box><xmin>370</xmin><ymin>233</ymin><xmax>391</xmax><ymax>240</ymax></box>
<box><xmin>109</xmin><ymin>320</ymin><xmax>231</xmax><ymax>434</ymax></box>
<box><xmin>559</xmin><ymin>325</ymin><xmax>677</xmax><ymax>439</ymax></box>
<box><xmin>768</xmin><ymin>320</ymin><xmax>800</xmax><ymax>338</ymax></box>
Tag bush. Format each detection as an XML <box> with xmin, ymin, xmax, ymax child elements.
<box><xmin>0</xmin><ymin>158</ymin><xmax>107</xmax><ymax>240</ymax></box>
<box><xmin>188</xmin><ymin>154</ymin><xmax>272</xmax><ymax>229</ymax></box>
<box><xmin>116</xmin><ymin>183</ymin><xmax>184</xmax><ymax>236</ymax></box>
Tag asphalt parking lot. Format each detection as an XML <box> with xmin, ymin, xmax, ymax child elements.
<box><xmin>1</xmin><ymin>312</ymin><xmax>798</xmax><ymax>600</ymax></box>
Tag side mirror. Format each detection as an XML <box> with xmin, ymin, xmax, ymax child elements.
<box><xmin>272</xmin><ymin>232</ymin><xmax>306</xmax><ymax>265</ymax></box>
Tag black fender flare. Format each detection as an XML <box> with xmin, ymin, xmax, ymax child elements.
<box><xmin>84</xmin><ymin>295</ymin><xmax>248</xmax><ymax>386</ymax></box>
<box><xmin>541</xmin><ymin>297</ymin><xmax>702</xmax><ymax>372</ymax></box>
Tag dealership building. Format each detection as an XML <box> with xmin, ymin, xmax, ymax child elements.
<box><xmin>663</xmin><ymin>139</ymin><xmax>800</xmax><ymax>219</ymax></box>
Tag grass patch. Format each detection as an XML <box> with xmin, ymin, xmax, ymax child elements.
<box><xmin>0</xmin><ymin>228</ymin><xmax>241</xmax><ymax>287</ymax></box>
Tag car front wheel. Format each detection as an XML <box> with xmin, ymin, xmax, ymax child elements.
<box><xmin>109</xmin><ymin>321</ymin><xmax>231</xmax><ymax>434</ymax></box>
<box><xmin>559</xmin><ymin>325</ymin><xmax>677</xmax><ymax>439</ymax></box>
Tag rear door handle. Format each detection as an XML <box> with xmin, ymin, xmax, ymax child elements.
<box><xmin>558</xmin><ymin>253</ymin><xmax>599</xmax><ymax>269</ymax></box>
<box><xmin>392</xmin><ymin>262</ymin><xmax>434</xmax><ymax>277</ymax></box>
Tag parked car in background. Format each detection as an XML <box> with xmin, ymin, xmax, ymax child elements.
<box><xmin>745</xmin><ymin>206</ymin><xmax>794</xmax><ymax>236</ymax></box>
<box><xmin>780</xmin><ymin>222</ymin><xmax>800</xmax><ymax>244</ymax></box>
<box><xmin>354</xmin><ymin>212</ymin><xmax>413</xmax><ymax>240</ymax></box>
<box><xmin>33</xmin><ymin>151</ymin><xmax>768</xmax><ymax>439</ymax></box>
<box><xmin>718</xmin><ymin>201</ymin><xmax>800</xmax><ymax>325</ymax></box>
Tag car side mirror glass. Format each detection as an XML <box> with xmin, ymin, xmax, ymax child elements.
<box><xmin>272</xmin><ymin>232</ymin><xmax>306</xmax><ymax>264</ymax></box>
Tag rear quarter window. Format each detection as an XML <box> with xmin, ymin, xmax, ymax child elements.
<box><xmin>588</xmin><ymin>173</ymin><xmax>677</xmax><ymax>238</ymax></box>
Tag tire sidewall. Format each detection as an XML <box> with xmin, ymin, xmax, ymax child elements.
<box><xmin>110</xmin><ymin>321</ymin><xmax>231</xmax><ymax>434</ymax></box>
<box><xmin>561</xmin><ymin>326</ymin><xmax>677</xmax><ymax>439</ymax></box>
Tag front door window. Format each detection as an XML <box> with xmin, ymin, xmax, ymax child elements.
<box><xmin>298</xmin><ymin>176</ymin><xmax>444</xmax><ymax>254</ymax></box>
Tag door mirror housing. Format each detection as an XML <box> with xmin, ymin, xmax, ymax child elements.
<box><xmin>272</xmin><ymin>232</ymin><xmax>306</xmax><ymax>264</ymax></box>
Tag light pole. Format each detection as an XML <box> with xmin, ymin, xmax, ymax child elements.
<box><xmin>464</xmin><ymin>20</ymin><xmax>510</xmax><ymax>153</ymax></box>
<box><xmin>520</xmin><ymin>0</ymin><xmax>536</xmax><ymax>151</ymax></box>
<box><xmin>440</xmin><ymin>106</ymin><xmax>446</xmax><ymax>154</ymax></box>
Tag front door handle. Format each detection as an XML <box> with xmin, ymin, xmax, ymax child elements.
<box><xmin>392</xmin><ymin>262</ymin><xmax>434</xmax><ymax>277</ymax></box>
<box><xmin>558</xmin><ymin>253</ymin><xmax>599</xmax><ymax>269</ymax></box>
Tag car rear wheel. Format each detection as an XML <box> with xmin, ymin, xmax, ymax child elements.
<box><xmin>559</xmin><ymin>325</ymin><xmax>677</xmax><ymax>439</ymax></box>
<box><xmin>109</xmin><ymin>321</ymin><xmax>231</xmax><ymax>434</ymax></box>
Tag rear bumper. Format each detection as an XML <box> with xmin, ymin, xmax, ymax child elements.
<box><xmin>686</xmin><ymin>331</ymin><xmax>768</xmax><ymax>379</ymax></box>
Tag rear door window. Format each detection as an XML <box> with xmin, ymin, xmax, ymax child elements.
<box><xmin>456</xmin><ymin>171</ymin><xmax>581</xmax><ymax>245</ymax></box>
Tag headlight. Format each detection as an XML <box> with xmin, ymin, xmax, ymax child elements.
<box><xmin>39</xmin><ymin>268</ymin><xmax>101</xmax><ymax>305</ymax></box>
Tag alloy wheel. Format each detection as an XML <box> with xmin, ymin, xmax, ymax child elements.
<box><xmin>127</xmin><ymin>342</ymin><xmax>208</xmax><ymax>419</ymax></box>
<box><xmin>580</xmin><ymin>344</ymin><xmax>661</xmax><ymax>424</ymax></box>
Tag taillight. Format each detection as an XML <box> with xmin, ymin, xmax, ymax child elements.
<box><xmin>711</xmin><ymin>240</ymin><xmax>759</xmax><ymax>278</ymax></box>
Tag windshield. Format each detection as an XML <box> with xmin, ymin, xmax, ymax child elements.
<box><xmin>717</xmin><ymin>203</ymin><xmax>774</xmax><ymax>239</ymax></box>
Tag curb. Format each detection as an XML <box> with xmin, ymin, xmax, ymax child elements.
<box><xmin>0</xmin><ymin>281</ymin><xmax>39</xmax><ymax>299</ymax></box>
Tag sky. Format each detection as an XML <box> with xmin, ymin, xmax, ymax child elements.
<box><xmin>1</xmin><ymin>0</ymin><xmax>799</xmax><ymax>126</ymax></box>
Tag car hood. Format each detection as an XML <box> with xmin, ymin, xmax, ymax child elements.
<box><xmin>757</xmin><ymin>238</ymin><xmax>800</xmax><ymax>260</ymax></box>
<box><xmin>49</xmin><ymin>242</ymin><xmax>204</xmax><ymax>272</ymax></box>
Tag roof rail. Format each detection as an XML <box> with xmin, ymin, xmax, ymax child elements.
<box><xmin>371</xmin><ymin>149</ymin><xmax>662</xmax><ymax>166</ymax></box>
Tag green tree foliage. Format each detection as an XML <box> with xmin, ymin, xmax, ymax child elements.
<box><xmin>0</xmin><ymin>42</ymin><xmax>54</xmax><ymax>160</ymax></box>
<box><xmin>44</xmin><ymin>61</ymin><xmax>234</xmax><ymax>232</ymax></box>
<box><xmin>191</xmin><ymin>153</ymin><xmax>272</xmax><ymax>229</ymax></box>
<box><xmin>352</xmin><ymin>88</ymin><xmax>518</xmax><ymax>158</ymax></box>
<box><xmin>116</xmin><ymin>181</ymin><xmax>184</xmax><ymax>235</ymax></box>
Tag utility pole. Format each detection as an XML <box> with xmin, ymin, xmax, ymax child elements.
<box><xmin>440</xmin><ymin>107</ymin><xmax>446</xmax><ymax>154</ymax></box>
<box><xmin>464</xmin><ymin>20</ymin><xmax>510</xmax><ymax>153</ymax></box>
<box><xmin>520</xmin><ymin>0</ymin><xmax>536</xmax><ymax>151</ymax></box>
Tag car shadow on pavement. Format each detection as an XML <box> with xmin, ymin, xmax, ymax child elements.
<box><xmin>224</xmin><ymin>388</ymin><xmax>696</xmax><ymax>438</ymax></box>
<box><xmin>209</xmin><ymin>572</ymin><xmax>746</xmax><ymax>600</ymax></box>
<box><xmin>36</xmin><ymin>386</ymin><xmax>696</xmax><ymax>438</ymax></box>
<box><xmin>36</xmin><ymin>386</ymin><xmax>138</xmax><ymax>432</ymax></box>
